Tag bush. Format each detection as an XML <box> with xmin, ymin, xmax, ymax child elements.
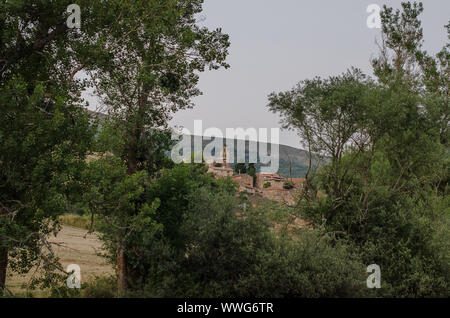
<box><xmin>144</xmin><ymin>163</ymin><xmax>236</xmax><ymax>247</ymax></box>
<box><xmin>237</xmin><ymin>231</ymin><xmax>368</xmax><ymax>297</ymax></box>
<box><xmin>141</xmin><ymin>189</ymin><xmax>368</xmax><ymax>297</ymax></box>
<box><xmin>81</xmin><ymin>276</ymin><xmax>117</xmax><ymax>298</ymax></box>
<box><xmin>283</xmin><ymin>180</ymin><xmax>295</xmax><ymax>189</ymax></box>
<box><xmin>263</xmin><ymin>182</ymin><xmax>271</xmax><ymax>188</ymax></box>
<box><xmin>300</xmin><ymin>152</ymin><xmax>450</xmax><ymax>297</ymax></box>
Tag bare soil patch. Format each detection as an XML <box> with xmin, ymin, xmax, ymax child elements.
<box><xmin>6</xmin><ymin>225</ymin><xmax>114</xmax><ymax>296</ymax></box>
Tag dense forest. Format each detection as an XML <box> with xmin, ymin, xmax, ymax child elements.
<box><xmin>0</xmin><ymin>1</ymin><xmax>448</xmax><ymax>298</ymax></box>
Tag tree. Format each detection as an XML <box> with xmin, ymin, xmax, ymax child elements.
<box><xmin>139</xmin><ymin>189</ymin><xmax>367</xmax><ymax>297</ymax></box>
<box><xmin>234</xmin><ymin>163</ymin><xmax>247</xmax><ymax>174</ymax></box>
<box><xmin>145</xmin><ymin>163</ymin><xmax>235</xmax><ymax>248</ymax></box>
<box><xmin>91</xmin><ymin>0</ymin><xmax>230</xmax><ymax>176</ymax></box>
<box><xmin>267</xmin><ymin>1</ymin><xmax>449</xmax><ymax>296</ymax></box>
<box><xmin>268</xmin><ymin>68</ymin><xmax>372</xmax><ymax>201</ymax></box>
<box><xmin>0</xmin><ymin>0</ymin><xmax>104</xmax><ymax>294</ymax></box>
<box><xmin>417</xmin><ymin>23</ymin><xmax>449</xmax><ymax>147</ymax></box>
<box><xmin>86</xmin><ymin>162</ymin><xmax>236</xmax><ymax>293</ymax></box>
<box><xmin>247</xmin><ymin>163</ymin><xmax>256</xmax><ymax>186</ymax></box>
<box><xmin>81</xmin><ymin>156</ymin><xmax>162</xmax><ymax>294</ymax></box>
<box><xmin>283</xmin><ymin>181</ymin><xmax>294</xmax><ymax>190</ymax></box>
<box><xmin>372</xmin><ymin>2</ymin><xmax>425</xmax><ymax>87</ymax></box>
<box><xmin>86</xmin><ymin>0</ymin><xmax>230</xmax><ymax>292</ymax></box>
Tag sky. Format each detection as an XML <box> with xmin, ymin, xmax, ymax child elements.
<box><xmin>168</xmin><ymin>0</ymin><xmax>450</xmax><ymax>148</ymax></box>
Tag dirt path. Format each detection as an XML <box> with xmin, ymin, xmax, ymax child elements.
<box><xmin>6</xmin><ymin>225</ymin><xmax>114</xmax><ymax>295</ymax></box>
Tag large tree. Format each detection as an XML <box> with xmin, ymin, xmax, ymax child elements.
<box><xmin>268</xmin><ymin>68</ymin><xmax>372</xmax><ymax>201</ymax></box>
<box><xmin>0</xmin><ymin>0</ymin><xmax>105</xmax><ymax>293</ymax></box>
<box><xmin>85</xmin><ymin>0</ymin><xmax>230</xmax><ymax>292</ymax></box>
<box><xmin>268</xmin><ymin>2</ymin><xmax>449</xmax><ymax>296</ymax></box>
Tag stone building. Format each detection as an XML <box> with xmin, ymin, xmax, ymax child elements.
<box><xmin>206</xmin><ymin>144</ymin><xmax>234</xmax><ymax>179</ymax></box>
<box><xmin>256</xmin><ymin>173</ymin><xmax>305</xmax><ymax>205</ymax></box>
<box><xmin>206</xmin><ymin>145</ymin><xmax>306</xmax><ymax>205</ymax></box>
<box><xmin>255</xmin><ymin>173</ymin><xmax>285</xmax><ymax>190</ymax></box>
<box><xmin>232</xmin><ymin>174</ymin><xmax>255</xmax><ymax>195</ymax></box>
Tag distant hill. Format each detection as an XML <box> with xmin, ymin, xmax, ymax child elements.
<box><xmin>177</xmin><ymin>135</ymin><xmax>321</xmax><ymax>178</ymax></box>
<box><xmin>86</xmin><ymin>111</ymin><xmax>320</xmax><ymax>178</ymax></box>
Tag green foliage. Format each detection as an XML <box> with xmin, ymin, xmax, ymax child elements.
<box><xmin>268</xmin><ymin>1</ymin><xmax>449</xmax><ymax>298</ymax></box>
<box><xmin>81</xmin><ymin>276</ymin><xmax>117</xmax><ymax>298</ymax></box>
<box><xmin>90</xmin><ymin>0</ymin><xmax>230</xmax><ymax>176</ymax></box>
<box><xmin>138</xmin><ymin>190</ymin><xmax>367</xmax><ymax>297</ymax></box>
<box><xmin>2</xmin><ymin>0</ymin><xmax>447</xmax><ymax>298</ymax></box>
<box><xmin>81</xmin><ymin>156</ymin><xmax>162</xmax><ymax>264</ymax></box>
<box><xmin>247</xmin><ymin>163</ymin><xmax>256</xmax><ymax>176</ymax></box>
<box><xmin>0</xmin><ymin>0</ymin><xmax>98</xmax><ymax>292</ymax></box>
<box><xmin>263</xmin><ymin>182</ymin><xmax>271</xmax><ymax>189</ymax></box>
<box><xmin>237</xmin><ymin>231</ymin><xmax>368</xmax><ymax>298</ymax></box>
<box><xmin>82</xmin><ymin>0</ymin><xmax>230</xmax><ymax>291</ymax></box>
<box><xmin>283</xmin><ymin>180</ymin><xmax>295</xmax><ymax>189</ymax></box>
<box><xmin>145</xmin><ymin>163</ymin><xmax>236</xmax><ymax>246</ymax></box>
<box><xmin>28</xmin><ymin>258</ymin><xmax>81</xmax><ymax>298</ymax></box>
<box><xmin>234</xmin><ymin>163</ymin><xmax>247</xmax><ymax>174</ymax></box>
<box><xmin>248</xmin><ymin>163</ymin><xmax>257</xmax><ymax>186</ymax></box>
<box><xmin>84</xmin><ymin>163</ymin><xmax>236</xmax><ymax>290</ymax></box>
<box><xmin>94</xmin><ymin>163</ymin><xmax>368</xmax><ymax>298</ymax></box>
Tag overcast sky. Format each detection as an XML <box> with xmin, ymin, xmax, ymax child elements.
<box><xmin>168</xmin><ymin>0</ymin><xmax>449</xmax><ymax>148</ymax></box>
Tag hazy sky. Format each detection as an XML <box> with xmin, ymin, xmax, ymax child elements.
<box><xmin>168</xmin><ymin>0</ymin><xmax>449</xmax><ymax>148</ymax></box>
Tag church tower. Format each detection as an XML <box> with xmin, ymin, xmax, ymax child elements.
<box><xmin>221</xmin><ymin>143</ymin><xmax>231</xmax><ymax>168</ymax></box>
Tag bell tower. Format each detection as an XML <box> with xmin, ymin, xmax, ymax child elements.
<box><xmin>220</xmin><ymin>143</ymin><xmax>231</xmax><ymax>168</ymax></box>
<box><xmin>222</xmin><ymin>143</ymin><xmax>227</xmax><ymax>165</ymax></box>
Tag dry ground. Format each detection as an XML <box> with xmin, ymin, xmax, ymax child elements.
<box><xmin>6</xmin><ymin>225</ymin><xmax>114</xmax><ymax>296</ymax></box>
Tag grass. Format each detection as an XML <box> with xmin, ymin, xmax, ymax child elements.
<box><xmin>59</xmin><ymin>213</ymin><xmax>99</xmax><ymax>231</ymax></box>
<box><xmin>5</xmin><ymin>224</ymin><xmax>114</xmax><ymax>297</ymax></box>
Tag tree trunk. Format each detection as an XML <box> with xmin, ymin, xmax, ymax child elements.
<box><xmin>116</xmin><ymin>239</ymin><xmax>127</xmax><ymax>294</ymax></box>
<box><xmin>0</xmin><ymin>247</ymin><xmax>8</xmax><ymax>294</ymax></box>
<box><xmin>127</xmin><ymin>142</ymin><xmax>138</xmax><ymax>175</ymax></box>
<box><xmin>119</xmin><ymin>84</ymin><xmax>150</xmax><ymax>293</ymax></box>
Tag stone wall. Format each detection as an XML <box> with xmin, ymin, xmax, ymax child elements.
<box><xmin>261</xmin><ymin>188</ymin><xmax>297</xmax><ymax>206</ymax></box>
<box><xmin>255</xmin><ymin>173</ymin><xmax>285</xmax><ymax>190</ymax></box>
<box><xmin>208</xmin><ymin>166</ymin><xmax>233</xmax><ymax>178</ymax></box>
<box><xmin>232</xmin><ymin>174</ymin><xmax>253</xmax><ymax>187</ymax></box>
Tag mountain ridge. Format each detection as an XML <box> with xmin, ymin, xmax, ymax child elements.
<box><xmin>176</xmin><ymin>135</ymin><xmax>316</xmax><ymax>178</ymax></box>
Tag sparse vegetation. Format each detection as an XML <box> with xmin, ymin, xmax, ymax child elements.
<box><xmin>283</xmin><ymin>181</ymin><xmax>295</xmax><ymax>189</ymax></box>
<box><xmin>81</xmin><ymin>276</ymin><xmax>117</xmax><ymax>298</ymax></box>
<box><xmin>59</xmin><ymin>214</ymin><xmax>99</xmax><ymax>232</ymax></box>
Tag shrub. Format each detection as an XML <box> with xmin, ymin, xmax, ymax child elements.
<box><xmin>141</xmin><ymin>189</ymin><xmax>368</xmax><ymax>297</ymax></box>
<box><xmin>283</xmin><ymin>180</ymin><xmax>295</xmax><ymax>189</ymax></box>
<box><xmin>236</xmin><ymin>231</ymin><xmax>368</xmax><ymax>297</ymax></box>
<box><xmin>263</xmin><ymin>182</ymin><xmax>271</xmax><ymax>188</ymax></box>
<box><xmin>81</xmin><ymin>276</ymin><xmax>117</xmax><ymax>298</ymax></box>
<box><xmin>145</xmin><ymin>163</ymin><xmax>236</xmax><ymax>247</ymax></box>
